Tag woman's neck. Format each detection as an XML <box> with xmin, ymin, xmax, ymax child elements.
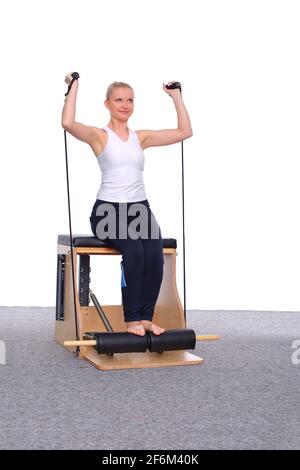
<box><xmin>108</xmin><ymin>119</ymin><xmax>129</xmax><ymax>134</ymax></box>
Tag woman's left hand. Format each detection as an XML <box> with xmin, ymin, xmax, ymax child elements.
<box><xmin>163</xmin><ymin>82</ymin><xmax>181</xmax><ymax>99</ymax></box>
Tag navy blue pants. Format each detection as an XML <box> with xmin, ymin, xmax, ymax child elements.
<box><xmin>89</xmin><ymin>199</ymin><xmax>164</xmax><ymax>322</ymax></box>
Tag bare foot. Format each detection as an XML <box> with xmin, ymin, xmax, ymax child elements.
<box><xmin>126</xmin><ymin>321</ymin><xmax>145</xmax><ymax>336</ymax></box>
<box><xmin>140</xmin><ymin>320</ymin><xmax>165</xmax><ymax>335</ymax></box>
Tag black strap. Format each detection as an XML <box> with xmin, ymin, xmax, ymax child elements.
<box><xmin>63</xmin><ymin>130</ymin><xmax>79</xmax><ymax>349</ymax></box>
<box><xmin>63</xmin><ymin>73</ymin><xmax>81</xmax><ymax>350</ymax></box>
<box><xmin>181</xmin><ymin>140</ymin><xmax>187</xmax><ymax>321</ymax></box>
<box><xmin>166</xmin><ymin>82</ymin><xmax>186</xmax><ymax>319</ymax></box>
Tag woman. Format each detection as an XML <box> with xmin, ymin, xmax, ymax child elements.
<box><xmin>61</xmin><ymin>74</ymin><xmax>193</xmax><ymax>336</ymax></box>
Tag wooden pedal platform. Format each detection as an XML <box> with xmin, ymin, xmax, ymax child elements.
<box><xmin>83</xmin><ymin>347</ymin><xmax>203</xmax><ymax>371</ymax></box>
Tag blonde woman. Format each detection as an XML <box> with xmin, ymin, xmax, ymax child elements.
<box><xmin>61</xmin><ymin>74</ymin><xmax>193</xmax><ymax>336</ymax></box>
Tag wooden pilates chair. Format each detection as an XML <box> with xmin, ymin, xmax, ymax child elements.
<box><xmin>55</xmin><ymin>234</ymin><xmax>205</xmax><ymax>370</ymax></box>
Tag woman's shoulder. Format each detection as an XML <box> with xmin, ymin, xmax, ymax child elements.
<box><xmin>93</xmin><ymin>126</ymin><xmax>108</xmax><ymax>134</ymax></box>
<box><xmin>134</xmin><ymin>129</ymin><xmax>145</xmax><ymax>137</ymax></box>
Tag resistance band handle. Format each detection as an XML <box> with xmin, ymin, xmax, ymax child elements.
<box><xmin>65</xmin><ymin>71</ymin><xmax>80</xmax><ymax>97</ymax></box>
<box><xmin>165</xmin><ymin>81</ymin><xmax>182</xmax><ymax>93</ymax></box>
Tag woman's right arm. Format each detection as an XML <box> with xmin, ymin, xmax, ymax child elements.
<box><xmin>61</xmin><ymin>73</ymin><xmax>99</xmax><ymax>146</ymax></box>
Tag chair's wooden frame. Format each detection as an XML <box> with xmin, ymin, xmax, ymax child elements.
<box><xmin>55</xmin><ymin>243</ymin><xmax>203</xmax><ymax>370</ymax></box>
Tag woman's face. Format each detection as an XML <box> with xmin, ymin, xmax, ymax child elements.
<box><xmin>105</xmin><ymin>86</ymin><xmax>134</xmax><ymax>121</ymax></box>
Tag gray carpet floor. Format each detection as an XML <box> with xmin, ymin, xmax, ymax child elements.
<box><xmin>0</xmin><ymin>307</ymin><xmax>299</xmax><ymax>450</ymax></box>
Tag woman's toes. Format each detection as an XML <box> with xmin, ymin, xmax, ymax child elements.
<box><xmin>140</xmin><ymin>320</ymin><xmax>165</xmax><ymax>335</ymax></box>
<box><xmin>126</xmin><ymin>322</ymin><xmax>145</xmax><ymax>336</ymax></box>
<box><xmin>135</xmin><ymin>325</ymin><xmax>145</xmax><ymax>336</ymax></box>
<box><xmin>150</xmin><ymin>324</ymin><xmax>165</xmax><ymax>335</ymax></box>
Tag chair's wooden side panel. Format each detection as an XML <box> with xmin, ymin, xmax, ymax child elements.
<box><xmin>153</xmin><ymin>252</ymin><xmax>185</xmax><ymax>329</ymax></box>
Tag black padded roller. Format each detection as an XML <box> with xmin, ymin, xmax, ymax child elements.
<box><xmin>87</xmin><ymin>332</ymin><xmax>148</xmax><ymax>354</ymax></box>
<box><xmin>147</xmin><ymin>329</ymin><xmax>196</xmax><ymax>352</ymax></box>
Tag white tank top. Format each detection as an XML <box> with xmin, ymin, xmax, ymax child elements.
<box><xmin>96</xmin><ymin>126</ymin><xmax>147</xmax><ymax>202</ymax></box>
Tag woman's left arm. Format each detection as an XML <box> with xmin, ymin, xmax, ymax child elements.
<box><xmin>137</xmin><ymin>83</ymin><xmax>193</xmax><ymax>149</ymax></box>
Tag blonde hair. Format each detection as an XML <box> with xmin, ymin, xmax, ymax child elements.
<box><xmin>106</xmin><ymin>81</ymin><xmax>134</xmax><ymax>100</ymax></box>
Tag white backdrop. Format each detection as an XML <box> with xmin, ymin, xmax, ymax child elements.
<box><xmin>0</xmin><ymin>0</ymin><xmax>299</xmax><ymax>310</ymax></box>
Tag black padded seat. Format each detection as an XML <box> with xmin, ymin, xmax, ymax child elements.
<box><xmin>57</xmin><ymin>234</ymin><xmax>177</xmax><ymax>249</ymax></box>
